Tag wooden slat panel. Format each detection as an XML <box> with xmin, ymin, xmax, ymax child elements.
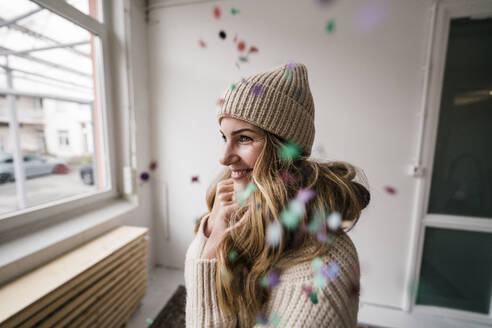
<box><xmin>97</xmin><ymin>269</ymin><xmax>147</xmax><ymax>325</ymax></box>
<box><xmin>67</xmin><ymin>260</ymin><xmax>147</xmax><ymax>328</ymax></box>
<box><xmin>69</xmin><ymin>262</ymin><xmax>147</xmax><ymax>327</ymax></box>
<box><xmin>38</xmin><ymin>248</ymin><xmax>147</xmax><ymax>328</ymax></box>
<box><xmin>103</xmin><ymin>283</ymin><xmax>146</xmax><ymax>328</ymax></box>
<box><xmin>18</xmin><ymin>243</ymin><xmax>146</xmax><ymax>328</ymax></box>
<box><xmin>0</xmin><ymin>226</ymin><xmax>147</xmax><ymax>326</ymax></box>
<box><xmin>109</xmin><ymin>287</ymin><xmax>146</xmax><ymax>328</ymax></box>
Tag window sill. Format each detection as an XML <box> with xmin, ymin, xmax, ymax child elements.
<box><xmin>0</xmin><ymin>198</ymin><xmax>138</xmax><ymax>286</ymax></box>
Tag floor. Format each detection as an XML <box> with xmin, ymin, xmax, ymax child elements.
<box><xmin>126</xmin><ymin>265</ymin><xmax>185</xmax><ymax>328</ymax></box>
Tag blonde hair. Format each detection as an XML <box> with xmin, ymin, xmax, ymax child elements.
<box><xmin>193</xmin><ymin>131</ymin><xmax>370</xmax><ymax>325</ymax></box>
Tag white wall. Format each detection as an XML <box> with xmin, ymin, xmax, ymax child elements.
<box><xmin>148</xmin><ymin>0</ymin><xmax>432</xmax><ymax>322</ymax></box>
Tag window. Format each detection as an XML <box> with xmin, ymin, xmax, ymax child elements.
<box><xmin>0</xmin><ymin>0</ymin><xmax>116</xmax><ymax>220</ymax></box>
<box><xmin>57</xmin><ymin>130</ymin><xmax>70</xmax><ymax>147</ymax></box>
<box><xmin>412</xmin><ymin>1</ymin><xmax>492</xmax><ymax>324</ymax></box>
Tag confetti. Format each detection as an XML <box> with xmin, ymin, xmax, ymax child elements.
<box><xmin>286</xmin><ymin>62</ymin><xmax>297</xmax><ymax>70</ymax></box>
<box><xmin>238</xmin><ymin>41</ymin><xmax>246</xmax><ymax>51</ymax></box>
<box><xmin>278</xmin><ymin>141</ymin><xmax>301</xmax><ymax>161</ymax></box>
<box><xmin>219</xmin><ymin>30</ymin><xmax>226</xmax><ymax>39</ymax></box>
<box><xmin>149</xmin><ymin>160</ymin><xmax>157</xmax><ymax>171</ymax></box>
<box><xmin>256</xmin><ymin>203</ymin><xmax>261</xmax><ymax>210</ymax></box>
<box><xmin>325</xmin><ymin>261</ymin><xmax>340</xmax><ymax>280</ymax></box>
<box><xmin>191</xmin><ymin>175</ymin><xmax>199</xmax><ymax>183</ymax></box>
<box><xmin>285</xmin><ymin>70</ymin><xmax>292</xmax><ymax>80</ymax></box>
<box><xmin>233</xmin><ymin>34</ymin><xmax>238</xmax><ymax>43</ymax></box>
<box><xmin>280</xmin><ymin>170</ymin><xmax>296</xmax><ymax>185</ymax></box>
<box><xmin>146</xmin><ymin>318</ymin><xmax>154</xmax><ymax>325</ymax></box>
<box><xmin>385</xmin><ymin>186</ymin><xmax>396</xmax><ymax>194</ymax></box>
<box><xmin>327</xmin><ymin>212</ymin><xmax>341</xmax><ymax>230</ymax></box>
<box><xmin>295</xmin><ymin>87</ymin><xmax>303</xmax><ymax>101</ymax></box>
<box><xmin>270</xmin><ymin>312</ymin><xmax>281</xmax><ymax>327</ymax></box>
<box><xmin>325</xmin><ymin>19</ymin><xmax>335</xmax><ymax>33</ymax></box>
<box><xmin>217</xmin><ymin>98</ymin><xmax>225</xmax><ymax>106</ymax></box>
<box><xmin>266</xmin><ymin>220</ymin><xmax>283</xmax><ymax>246</ymax></box>
<box><xmin>140</xmin><ymin>172</ymin><xmax>149</xmax><ymax>181</ymax></box>
<box><xmin>357</xmin><ymin>2</ymin><xmax>386</xmax><ymax>32</ymax></box>
<box><xmin>313</xmin><ymin>272</ymin><xmax>327</xmax><ymax>290</ymax></box>
<box><xmin>231</xmin><ymin>8</ymin><xmax>239</xmax><ymax>15</ymax></box>
<box><xmin>256</xmin><ymin>311</ymin><xmax>268</xmax><ymax>324</ymax></box>
<box><xmin>316</xmin><ymin>231</ymin><xmax>332</xmax><ymax>243</ymax></box>
<box><xmin>231</xmin><ymin>84</ymin><xmax>236</xmax><ymax>91</ymax></box>
<box><xmin>296</xmin><ymin>189</ymin><xmax>315</xmax><ymax>203</ymax></box>
<box><xmin>311</xmin><ymin>257</ymin><xmax>323</xmax><ymax>271</ymax></box>
<box><xmin>235</xmin><ymin>181</ymin><xmax>257</xmax><ymax>204</ymax></box>
<box><xmin>228</xmin><ymin>249</ymin><xmax>238</xmax><ymax>261</ymax></box>
<box><xmin>251</xmin><ymin>83</ymin><xmax>264</xmax><ymax>97</ymax></box>
<box><xmin>239</xmin><ymin>56</ymin><xmax>248</xmax><ymax>63</ymax></box>
<box><xmin>199</xmin><ymin>40</ymin><xmax>206</xmax><ymax>48</ymax></box>
<box><xmin>249</xmin><ymin>46</ymin><xmax>259</xmax><ymax>53</ymax></box>
<box><xmin>213</xmin><ymin>6</ymin><xmax>221</xmax><ymax>19</ymax></box>
<box><xmin>263</xmin><ymin>269</ymin><xmax>280</xmax><ymax>288</ymax></box>
<box><xmin>309</xmin><ymin>291</ymin><xmax>318</xmax><ymax>304</ymax></box>
<box><xmin>302</xmin><ymin>284</ymin><xmax>312</xmax><ymax>296</ymax></box>
<box><xmin>280</xmin><ymin>207</ymin><xmax>301</xmax><ymax>229</ymax></box>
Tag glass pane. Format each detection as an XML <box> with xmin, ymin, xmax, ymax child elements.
<box><xmin>427</xmin><ymin>17</ymin><xmax>492</xmax><ymax>218</ymax></box>
<box><xmin>417</xmin><ymin>227</ymin><xmax>492</xmax><ymax>314</ymax></box>
<box><xmin>0</xmin><ymin>0</ymin><xmax>108</xmax><ymax>217</ymax></box>
<box><xmin>0</xmin><ymin>118</ymin><xmax>18</xmax><ymax>215</ymax></box>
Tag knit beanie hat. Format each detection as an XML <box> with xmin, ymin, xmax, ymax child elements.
<box><xmin>217</xmin><ymin>63</ymin><xmax>315</xmax><ymax>157</ymax></box>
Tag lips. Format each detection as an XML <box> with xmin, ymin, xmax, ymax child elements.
<box><xmin>231</xmin><ymin>168</ymin><xmax>253</xmax><ymax>179</ymax></box>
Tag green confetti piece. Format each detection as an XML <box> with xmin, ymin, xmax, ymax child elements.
<box><xmin>231</xmin><ymin>84</ymin><xmax>236</xmax><ymax>90</ymax></box>
<box><xmin>259</xmin><ymin>276</ymin><xmax>269</xmax><ymax>288</ymax></box>
<box><xmin>146</xmin><ymin>318</ymin><xmax>154</xmax><ymax>325</ymax></box>
<box><xmin>231</xmin><ymin>8</ymin><xmax>239</xmax><ymax>15</ymax></box>
<box><xmin>228</xmin><ymin>250</ymin><xmax>238</xmax><ymax>261</ymax></box>
<box><xmin>325</xmin><ymin>19</ymin><xmax>335</xmax><ymax>34</ymax></box>
<box><xmin>280</xmin><ymin>208</ymin><xmax>300</xmax><ymax>230</ymax></box>
<box><xmin>269</xmin><ymin>312</ymin><xmax>281</xmax><ymax>327</ymax></box>
<box><xmin>285</xmin><ymin>70</ymin><xmax>292</xmax><ymax>80</ymax></box>
<box><xmin>236</xmin><ymin>182</ymin><xmax>257</xmax><ymax>204</ymax></box>
<box><xmin>313</xmin><ymin>273</ymin><xmax>327</xmax><ymax>290</ymax></box>
<box><xmin>278</xmin><ymin>141</ymin><xmax>301</xmax><ymax>161</ymax></box>
<box><xmin>311</xmin><ymin>257</ymin><xmax>323</xmax><ymax>271</ymax></box>
<box><xmin>310</xmin><ymin>291</ymin><xmax>318</xmax><ymax>304</ymax></box>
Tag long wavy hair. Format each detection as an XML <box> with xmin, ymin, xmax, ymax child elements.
<box><xmin>193</xmin><ymin>131</ymin><xmax>370</xmax><ymax>326</ymax></box>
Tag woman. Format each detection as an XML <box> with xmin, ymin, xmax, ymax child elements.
<box><xmin>184</xmin><ymin>63</ymin><xmax>370</xmax><ymax>327</ymax></box>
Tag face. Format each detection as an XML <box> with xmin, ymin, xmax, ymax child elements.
<box><xmin>219</xmin><ymin>117</ymin><xmax>265</xmax><ymax>190</ymax></box>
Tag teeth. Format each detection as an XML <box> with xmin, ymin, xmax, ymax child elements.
<box><xmin>231</xmin><ymin>169</ymin><xmax>251</xmax><ymax>178</ymax></box>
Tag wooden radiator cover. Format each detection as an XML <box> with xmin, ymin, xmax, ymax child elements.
<box><xmin>0</xmin><ymin>226</ymin><xmax>148</xmax><ymax>328</ymax></box>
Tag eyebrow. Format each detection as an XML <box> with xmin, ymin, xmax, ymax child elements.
<box><xmin>219</xmin><ymin>128</ymin><xmax>257</xmax><ymax>136</ymax></box>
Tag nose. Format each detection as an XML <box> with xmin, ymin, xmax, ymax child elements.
<box><xmin>219</xmin><ymin>140</ymin><xmax>238</xmax><ymax>166</ymax></box>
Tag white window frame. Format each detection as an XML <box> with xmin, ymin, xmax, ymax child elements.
<box><xmin>404</xmin><ymin>0</ymin><xmax>492</xmax><ymax>326</ymax></box>
<box><xmin>0</xmin><ymin>0</ymin><xmax>121</xmax><ymax>233</ymax></box>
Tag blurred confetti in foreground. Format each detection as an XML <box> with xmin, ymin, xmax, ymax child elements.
<box><xmin>269</xmin><ymin>312</ymin><xmax>281</xmax><ymax>327</ymax></box>
<box><xmin>191</xmin><ymin>175</ymin><xmax>199</xmax><ymax>183</ymax></box>
<box><xmin>251</xmin><ymin>83</ymin><xmax>264</xmax><ymax>96</ymax></box>
<box><xmin>140</xmin><ymin>172</ymin><xmax>149</xmax><ymax>182</ymax></box>
<box><xmin>146</xmin><ymin>318</ymin><xmax>153</xmax><ymax>325</ymax></box>
<box><xmin>149</xmin><ymin>160</ymin><xmax>157</xmax><ymax>171</ymax></box>
<box><xmin>259</xmin><ymin>269</ymin><xmax>280</xmax><ymax>288</ymax></box>
<box><xmin>266</xmin><ymin>220</ymin><xmax>283</xmax><ymax>246</ymax></box>
<box><xmin>356</xmin><ymin>1</ymin><xmax>386</xmax><ymax>32</ymax></box>
<box><xmin>199</xmin><ymin>39</ymin><xmax>206</xmax><ymax>48</ymax></box>
<box><xmin>213</xmin><ymin>6</ymin><xmax>221</xmax><ymax>19</ymax></box>
<box><xmin>235</xmin><ymin>181</ymin><xmax>257</xmax><ymax>204</ymax></box>
<box><xmin>327</xmin><ymin>211</ymin><xmax>342</xmax><ymax>230</ymax></box>
<box><xmin>278</xmin><ymin>141</ymin><xmax>301</xmax><ymax>161</ymax></box>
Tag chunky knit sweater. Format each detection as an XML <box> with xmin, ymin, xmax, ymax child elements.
<box><xmin>184</xmin><ymin>215</ymin><xmax>360</xmax><ymax>327</ymax></box>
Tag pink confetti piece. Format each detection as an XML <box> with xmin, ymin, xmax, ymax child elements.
<box><xmin>385</xmin><ymin>186</ymin><xmax>397</xmax><ymax>194</ymax></box>
<box><xmin>198</xmin><ymin>40</ymin><xmax>206</xmax><ymax>48</ymax></box>
<box><xmin>149</xmin><ymin>160</ymin><xmax>157</xmax><ymax>171</ymax></box>
<box><xmin>249</xmin><ymin>46</ymin><xmax>258</xmax><ymax>53</ymax></box>
<box><xmin>191</xmin><ymin>175</ymin><xmax>199</xmax><ymax>183</ymax></box>
<box><xmin>217</xmin><ymin>98</ymin><xmax>225</xmax><ymax>106</ymax></box>
<box><xmin>213</xmin><ymin>6</ymin><xmax>221</xmax><ymax>19</ymax></box>
<box><xmin>238</xmin><ymin>41</ymin><xmax>246</xmax><ymax>51</ymax></box>
<box><xmin>296</xmin><ymin>189</ymin><xmax>315</xmax><ymax>203</ymax></box>
<box><xmin>280</xmin><ymin>171</ymin><xmax>296</xmax><ymax>185</ymax></box>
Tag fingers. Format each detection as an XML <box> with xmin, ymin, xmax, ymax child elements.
<box><xmin>217</xmin><ymin>180</ymin><xmax>234</xmax><ymax>193</ymax></box>
<box><xmin>218</xmin><ymin>191</ymin><xmax>234</xmax><ymax>204</ymax></box>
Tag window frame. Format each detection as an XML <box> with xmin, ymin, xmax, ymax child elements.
<box><xmin>0</xmin><ymin>0</ymin><xmax>122</xmax><ymax>233</ymax></box>
<box><xmin>405</xmin><ymin>0</ymin><xmax>492</xmax><ymax>325</ymax></box>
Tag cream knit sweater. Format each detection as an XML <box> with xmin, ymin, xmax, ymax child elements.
<box><xmin>184</xmin><ymin>215</ymin><xmax>360</xmax><ymax>327</ymax></box>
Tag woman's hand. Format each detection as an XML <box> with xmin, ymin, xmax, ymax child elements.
<box><xmin>202</xmin><ymin>179</ymin><xmax>247</xmax><ymax>259</ymax></box>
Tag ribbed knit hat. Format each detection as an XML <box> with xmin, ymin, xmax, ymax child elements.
<box><xmin>217</xmin><ymin>63</ymin><xmax>315</xmax><ymax>157</ymax></box>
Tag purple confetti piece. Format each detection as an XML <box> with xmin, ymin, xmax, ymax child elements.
<box><xmin>296</xmin><ymin>189</ymin><xmax>315</xmax><ymax>203</ymax></box>
<box><xmin>295</xmin><ymin>87</ymin><xmax>303</xmax><ymax>101</ymax></box>
<box><xmin>356</xmin><ymin>1</ymin><xmax>386</xmax><ymax>32</ymax></box>
<box><xmin>286</xmin><ymin>62</ymin><xmax>297</xmax><ymax>71</ymax></box>
<box><xmin>191</xmin><ymin>175</ymin><xmax>199</xmax><ymax>183</ymax></box>
<box><xmin>140</xmin><ymin>172</ymin><xmax>149</xmax><ymax>181</ymax></box>
<box><xmin>267</xmin><ymin>269</ymin><xmax>280</xmax><ymax>287</ymax></box>
<box><xmin>251</xmin><ymin>83</ymin><xmax>264</xmax><ymax>96</ymax></box>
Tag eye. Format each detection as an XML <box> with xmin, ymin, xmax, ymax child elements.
<box><xmin>239</xmin><ymin>135</ymin><xmax>253</xmax><ymax>142</ymax></box>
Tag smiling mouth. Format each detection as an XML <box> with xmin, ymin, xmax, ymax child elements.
<box><xmin>231</xmin><ymin>169</ymin><xmax>253</xmax><ymax>179</ymax></box>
